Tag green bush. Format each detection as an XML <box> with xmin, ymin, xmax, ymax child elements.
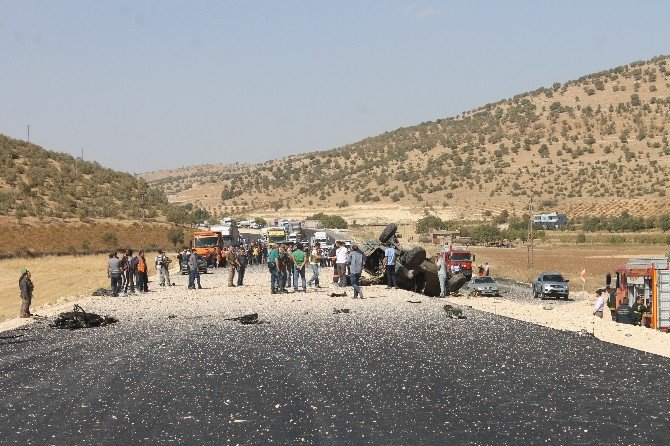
<box><xmin>576</xmin><ymin>233</ymin><xmax>587</xmax><ymax>244</ymax></box>
<box><xmin>416</xmin><ymin>215</ymin><xmax>455</xmax><ymax>234</ymax></box>
<box><xmin>308</xmin><ymin>212</ymin><xmax>348</xmax><ymax>229</ymax></box>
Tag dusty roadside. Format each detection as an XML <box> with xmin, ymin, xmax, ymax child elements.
<box><xmin>447</xmin><ymin>290</ymin><xmax>670</xmax><ymax>358</ymax></box>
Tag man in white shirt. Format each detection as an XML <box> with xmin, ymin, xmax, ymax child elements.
<box><xmin>335</xmin><ymin>241</ymin><xmax>348</xmax><ymax>287</ymax></box>
<box><xmin>382</xmin><ymin>243</ymin><xmax>398</xmax><ymax>289</ymax></box>
<box><xmin>593</xmin><ymin>289</ymin><xmax>606</xmax><ymax>318</ymax></box>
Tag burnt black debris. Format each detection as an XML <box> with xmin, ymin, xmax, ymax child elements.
<box><xmin>332</xmin><ymin>308</ymin><xmax>351</xmax><ymax>314</ymax></box>
<box><xmin>330</xmin><ymin>292</ymin><xmax>347</xmax><ymax>297</ymax></box>
<box><xmin>91</xmin><ymin>288</ymin><xmax>114</xmax><ymax>296</ymax></box>
<box><xmin>50</xmin><ymin>305</ymin><xmax>118</xmax><ymax>329</ymax></box>
<box><xmin>225</xmin><ymin>313</ymin><xmax>267</xmax><ymax>325</ymax></box>
<box><xmin>444</xmin><ymin>304</ymin><xmax>466</xmax><ymax>319</ymax></box>
<box><xmin>407</xmin><ymin>300</ymin><xmax>422</xmax><ymax>304</ymax></box>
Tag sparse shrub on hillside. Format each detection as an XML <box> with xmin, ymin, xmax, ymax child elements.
<box><xmin>576</xmin><ymin>233</ymin><xmax>587</xmax><ymax>244</ymax></box>
<box><xmin>101</xmin><ymin>231</ymin><xmax>118</xmax><ymax>248</ymax></box>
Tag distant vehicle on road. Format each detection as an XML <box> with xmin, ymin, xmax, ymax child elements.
<box><xmin>532</xmin><ymin>273</ymin><xmax>569</xmax><ymax>300</ymax></box>
<box><xmin>466</xmin><ymin>276</ymin><xmax>500</xmax><ymax>296</ymax></box>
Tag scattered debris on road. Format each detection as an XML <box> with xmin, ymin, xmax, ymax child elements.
<box><xmin>333</xmin><ymin>308</ymin><xmax>351</xmax><ymax>314</ymax></box>
<box><xmin>225</xmin><ymin>313</ymin><xmax>268</xmax><ymax>325</ymax></box>
<box><xmin>330</xmin><ymin>292</ymin><xmax>347</xmax><ymax>297</ymax></box>
<box><xmin>50</xmin><ymin>305</ymin><xmax>118</xmax><ymax>329</ymax></box>
<box><xmin>444</xmin><ymin>304</ymin><xmax>466</xmax><ymax>319</ymax></box>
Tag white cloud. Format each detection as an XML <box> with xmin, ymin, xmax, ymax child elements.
<box><xmin>404</xmin><ymin>2</ymin><xmax>439</xmax><ymax>18</ymax></box>
<box><xmin>417</xmin><ymin>6</ymin><xmax>439</xmax><ymax>18</ymax></box>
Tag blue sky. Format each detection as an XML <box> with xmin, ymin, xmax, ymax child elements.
<box><xmin>1</xmin><ymin>1</ymin><xmax>668</xmax><ymax>173</ymax></box>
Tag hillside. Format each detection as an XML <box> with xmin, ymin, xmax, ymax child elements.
<box><xmin>0</xmin><ymin>135</ymin><xmax>167</xmax><ymax>220</ymax></box>
<box><xmin>143</xmin><ymin>56</ymin><xmax>670</xmax><ymax>224</ymax></box>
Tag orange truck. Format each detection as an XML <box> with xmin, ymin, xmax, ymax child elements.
<box><xmin>193</xmin><ymin>231</ymin><xmax>221</xmax><ymax>266</ymax></box>
<box><xmin>614</xmin><ymin>258</ymin><xmax>670</xmax><ymax>330</ymax></box>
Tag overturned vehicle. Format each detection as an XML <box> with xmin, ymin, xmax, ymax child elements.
<box><xmin>360</xmin><ymin>224</ymin><xmax>467</xmax><ymax>296</ymax></box>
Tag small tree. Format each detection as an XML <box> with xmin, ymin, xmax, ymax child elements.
<box><xmin>168</xmin><ymin>228</ymin><xmax>185</xmax><ymax>247</ymax></box>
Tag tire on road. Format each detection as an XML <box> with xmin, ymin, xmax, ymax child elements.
<box><xmin>402</xmin><ymin>247</ymin><xmax>426</xmax><ymax>270</ymax></box>
<box><xmin>379</xmin><ymin>224</ymin><xmax>398</xmax><ymax>244</ymax></box>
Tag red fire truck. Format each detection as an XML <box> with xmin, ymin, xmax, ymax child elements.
<box><xmin>439</xmin><ymin>247</ymin><xmax>476</xmax><ymax>280</ymax></box>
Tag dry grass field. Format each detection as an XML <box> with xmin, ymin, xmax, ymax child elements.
<box><xmin>0</xmin><ymin>254</ymin><xmax>160</xmax><ymax>322</ymax></box>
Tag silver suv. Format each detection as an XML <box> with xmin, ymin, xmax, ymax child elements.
<box><xmin>532</xmin><ymin>273</ymin><xmax>569</xmax><ymax>300</ymax></box>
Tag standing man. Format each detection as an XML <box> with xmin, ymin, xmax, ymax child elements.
<box><xmin>484</xmin><ymin>262</ymin><xmax>491</xmax><ymax>277</ymax></box>
<box><xmin>347</xmin><ymin>244</ymin><xmax>365</xmax><ymax>299</ymax></box>
<box><xmin>335</xmin><ymin>241</ymin><xmax>348</xmax><ymax>287</ymax></box>
<box><xmin>267</xmin><ymin>244</ymin><xmax>282</xmax><ymax>294</ymax></box>
<box><xmin>292</xmin><ymin>243</ymin><xmax>308</xmax><ymax>293</ymax></box>
<box><xmin>19</xmin><ymin>269</ymin><xmax>33</xmax><ymax>318</ymax></box>
<box><xmin>136</xmin><ymin>251</ymin><xmax>149</xmax><ymax>292</ymax></box>
<box><xmin>130</xmin><ymin>252</ymin><xmax>140</xmax><ymax>292</ymax></box>
<box><xmin>122</xmin><ymin>250</ymin><xmax>135</xmax><ymax>294</ymax></box>
<box><xmin>382</xmin><ymin>242</ymin><xmax>398</xmax><ymax>289</ymax></box>
<box><xmin>606</xmin><ymin>286</ymin><xmax>617</xmax><ymax>321</ymax></box>
<box><xmin>592</xmin><ymin>289</ymin><xmax>606</xmax><ymax>318</ymax></box>
<box><xmin>107</xmin><ymin>252</ymin><xmax>122</xmax><ymax>297</ymax></box>
<box><xmin>162</xmin><ymin>250</ymin><xmax>172</xmax><ymax>286</ymax></box>
<box><xmin>308</xmin><ymin>242</ymin><xmax>322</xmax><ymax>289</ymax></box>
<box><xmin>631</xmin><ymin>296</ymin><xmax>649</xmax><ymax>327</ymax></box>
<box><xmin>226</xmin><ymin>246</ymin><xmax>239</xmax><ymax>287</ymax></box>
<box><xmin>616</xmin><ymin>297</ymin><xmax>634</xmax><ymax>325</ymax></box>
<box><xmin>187</xmin><ymin>249</ymin><xmax>202</xmax><ymax>289</ymax></box>
<box><xmin>435</xmin><ymin>253</ymin><xmax>447</xmax><ymax>297</ymax></box>
<box><xmin>237</xmin><ymin>247</ymin><xmax>248</xmax><ymax>286</ymax></box>
<box><xmin>155</xmin><ymin>250</ymin><xmax>167</xmax><ymax>286</ymax></box>
<box><xmin>278</xmin><ymin>245</ymin><xmax>290</xmax><ymax>293</ymax></box>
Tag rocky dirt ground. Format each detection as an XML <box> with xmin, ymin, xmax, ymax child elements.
<box><xmin>1</xmin><ymin>266</ymin><xmax>670</xmax><ymax>444</ymax></box>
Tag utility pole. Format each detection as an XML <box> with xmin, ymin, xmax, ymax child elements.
<box><xmin>27</xmin><ymin>125</ymin><xmax>30</xmax><ymax>143</ymax></box>
<box><xmin>528</xmin><ymin>197</ymin><xmax>534</xmax><ymax>269</ymax></box>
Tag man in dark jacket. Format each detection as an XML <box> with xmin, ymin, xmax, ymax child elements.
<box><xmin>19</xmin><ymin>269</ymin><xmax>33</xmax><ymax>318</ymax></box>
<box><xmin>616</xmin><ymin>297</ymin><xmax>634</xmax><ymax>325</ymax></box>
<box><xmin>606</xmin><ymin>286</ymin><xmax>617</xmax><ymax>321</ymax></box>
<box><xmin>237</xmin><ymin>247</ymin><xmax>248</xmax><ymax>286</ymax></box>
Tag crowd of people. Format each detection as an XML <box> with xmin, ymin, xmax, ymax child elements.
<box><xmin>593</xmin><ymin>286</ymin><xmax>651</xmax><ymax>327</ymax></box>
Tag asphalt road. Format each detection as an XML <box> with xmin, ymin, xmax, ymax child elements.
<box><xmin>1</xmin><ymin>299</ymin><xmax>670</xmax><ymax>445</ymax></box>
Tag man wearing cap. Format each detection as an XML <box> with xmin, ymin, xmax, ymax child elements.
<box><xmin>19</xmin><ymin>269</ymin><xmax>34</xmax><ymax>318</ymax></box>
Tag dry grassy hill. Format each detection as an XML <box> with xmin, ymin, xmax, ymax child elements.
<box><xmin>143</xmin><ymin>56</ymin><xmax>670</xmax><ymax>224</ymax></box>
<box><xmin>0</xmin><ymin>135</ymin><xmax>167</xmax><ymax>220</ymax></box>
